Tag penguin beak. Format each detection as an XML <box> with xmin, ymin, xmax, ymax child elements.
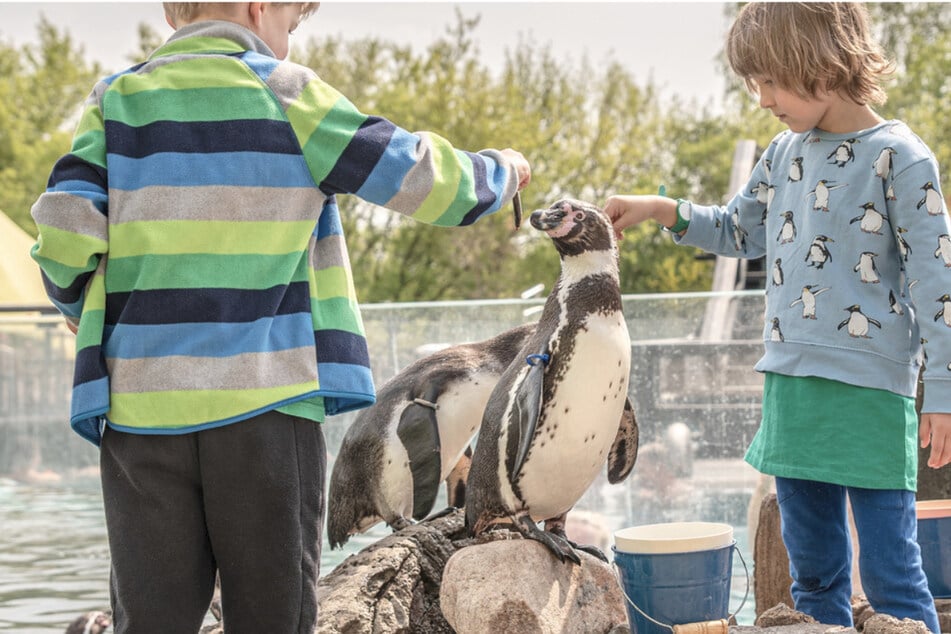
<box><xmin>529</xmin><ymin>206</ymin><xmax>566</xmax><ymax>232</ymax></box>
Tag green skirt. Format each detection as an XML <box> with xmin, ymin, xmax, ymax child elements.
<box><xmin>745</xmin><ymin>372</ymin><xmax>917</xmax><ymax>491</ymax></box>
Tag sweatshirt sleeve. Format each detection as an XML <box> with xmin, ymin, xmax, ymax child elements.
<box><xmin>279</xmin><ymin>65</ymin><xmax>519</xmax><ymax>226</ymax></box>
<box><xmin>30</xmin><ymin>90</ymin><xmax>109</xmax><ymax>320</ymax></box>
<box><xmin>890</xmin><ymin>156</ymin><xmax>951</xmax><ymax>412</ymax></box>
<box><xmin>674</xmin><ymin>152</ymin><xmax>771</xmax><ymax>260</ymax></box>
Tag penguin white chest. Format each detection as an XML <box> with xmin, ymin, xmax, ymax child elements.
<box><xmin>516</xmin><ymin>311</ymin><xmax>631</xmax><ymax>521</ymax></box>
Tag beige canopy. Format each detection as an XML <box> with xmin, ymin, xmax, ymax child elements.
<box><xmin>0</xmin><ymin>211</ymin><xmax>51</xmax><ymax>306</ymax></box>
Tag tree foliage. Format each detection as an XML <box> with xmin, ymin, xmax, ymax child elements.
<box><xmin>5</xmin><ymin>5</ymin><xmax>951</xmax><ymax>301</ymax></box>
<box><xmin>0</xmin><ymin>17</ymin><xmax>101</xmax><ymax>235</ymax></box>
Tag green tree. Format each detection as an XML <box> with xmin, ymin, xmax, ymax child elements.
<box><xmin>295</xmin><ymin>11</ymin><xmax>723</xmax><ymax>299</ymax></box>
<box><xmin>0</xmin><ymin>17</ymin><xmax>101</xmax><ymax>234</ymax></box>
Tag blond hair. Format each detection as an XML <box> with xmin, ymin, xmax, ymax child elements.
<box><xmin>163</xmin><ymin>3</ymin><xmax>319</xmax><ymax>27</ymax></box>
<box><xmin>726</xmin><ymin>2</ymin><xmax>895</xmax><ymax>105</ymax></box>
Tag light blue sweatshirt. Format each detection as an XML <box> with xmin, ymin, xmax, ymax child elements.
<box><xmin>678</xmin><ymin>120</ymin><xmax>951</xmax><ymax>412</ymax></box>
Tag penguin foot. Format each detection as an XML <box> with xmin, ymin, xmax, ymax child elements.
<box><xmin>568</xmin><ymin>540</ymin><xmax>608</xmax><ymax>563</ymax></box>
<box><xmin>517</xmin><ymin>515</ymin><xmax>581</xmax><ymax>565</ymax></box>
<box><xmin>389</xmin><ymin>516</ymin><xmax>413</xmax><ymax>532</ymax></box>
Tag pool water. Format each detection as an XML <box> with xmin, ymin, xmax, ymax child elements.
<box><xmin>0</xmin><ymin>468</ymin><xmax>757</xmax><ymax>632</ymax></box>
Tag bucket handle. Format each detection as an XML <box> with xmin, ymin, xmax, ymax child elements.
<box><xmin>612</xmin><ymin>545</ymin><xmax>750</xmax><ymax>634</ymax></box>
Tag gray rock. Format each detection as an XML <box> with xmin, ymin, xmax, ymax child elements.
<box><xmin>440</xmin><ymin>537</ymin><xmax>629</xmax><ymax>634</ymax></box>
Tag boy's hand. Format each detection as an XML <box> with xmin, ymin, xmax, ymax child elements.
<box><xmin>920</xmin><ymin>412</ymin><xmax>951</xmax><ymax>468</ymax></box>
<box><xmin>65</xmin><ymin>317</ymin><xmax>79</xmax><ymax>334</ymax></box>
<box><xmin>500</xmin><ymin>148</ymin><xmax>531</xmax><ymax>190</ymax></box>
<box><xmin>603</xmin><ymin>195</ymin><xmax>678</xmax><ymax>241</ymax></box>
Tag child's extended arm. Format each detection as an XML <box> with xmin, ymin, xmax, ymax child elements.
<box><xmin>30</xmin><ymin>88</ymin><xmax>108</xmax><ymax>325</ymax></box>
<box><xmin>603</xmin><ymin>195</ymin><xmax>678</xmax><ymax>240</ymax></box>
<box><xmin>920</xmin><ymin>413</ymin><xmax>951</xmax><ymax>468</ymax></box>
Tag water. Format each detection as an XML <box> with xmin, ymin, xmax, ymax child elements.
<box><xmin>0</xmin><ymin>459</ymin><xmax>759</xmax><ymax>632</ymax></box>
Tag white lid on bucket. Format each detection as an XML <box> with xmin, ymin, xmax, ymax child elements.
<box><xmin>614</xmin><ymin>521</ymin><xmax>734</xmax><ymax>554</ymax></box>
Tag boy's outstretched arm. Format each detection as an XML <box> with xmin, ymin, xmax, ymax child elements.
<box><xmin>920</xmin><ymin>413</ymin><xmax>951</xmax><ymax>469</ymax></box>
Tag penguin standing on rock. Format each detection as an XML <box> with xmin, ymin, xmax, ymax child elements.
<box><xmin>465</xmin><ymin>199</ymin><xmax>639</xmax><ymax>564</ymax></box>
<box><xmin>327</xmin><ymin>322</ymin><xmax>536</xmax><ymax>549</ymax></box>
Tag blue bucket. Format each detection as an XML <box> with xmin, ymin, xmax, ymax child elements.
<box><xmin>613</xmin><ymin>522</ymin><xmax>744</xmax><ymax>634</ymax></box>
<box><xmin>916</xmin><ymin>500</ymin><xmax>951</xmax><ymax>599</ymax></box>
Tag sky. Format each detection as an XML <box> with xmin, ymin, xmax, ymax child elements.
<box><xmin>0</xmin><ymin>1</ymin><xmax>732</xmax><ymax>108</ymax></box>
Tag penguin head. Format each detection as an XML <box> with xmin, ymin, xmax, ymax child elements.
<box><xmin>529</xmin><ymin>199</ymin><xmax>615</xmax><ymax>257</ymax></box>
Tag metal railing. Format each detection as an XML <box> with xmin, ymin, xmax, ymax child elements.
<box><xmin>0</xmin><ymin>292</ymin><xmax>767</xmax><ymax>477</ymax></box>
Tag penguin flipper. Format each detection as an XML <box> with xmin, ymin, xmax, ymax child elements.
<box><xmin>397</xmin><ymin>397</ymin><xmax>442</xmax><ymax>521</ymax></box>
<box><xmin>511</xmin><ymin>348</ymin><xmax>549</xmax><ymax>479</ymax></box>
<box><xmin>607</xmin><ymin>396</ymin><xmax>639</xmax><ymax>484</ymax></box>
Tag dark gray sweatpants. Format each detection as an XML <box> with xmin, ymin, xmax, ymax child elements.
<box><xmin>99</xmin><ymin>411</ymin><xmax>326</xmax><ymax>634</ymax></box>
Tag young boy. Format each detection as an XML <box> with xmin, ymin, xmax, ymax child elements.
<box><xmin>30</xmin><ymin>3</ymin><xmax>530</xmax><ymax>632</ymax></box>
<box><xmin>605</xmin><ymin>3</ymin><xmax>948</xmax><ymax>631</ymax></box>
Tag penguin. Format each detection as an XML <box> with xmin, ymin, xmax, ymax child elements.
<box><xmin>770</xmin><ymin>317</ymin><xmax>784</xmax><ymax>342</ymax></box>
<box><xmin>889</xmin><ymin>290</ymin><xmax>905</xmax><ymax>316</ymax></box>
<box><xmin>808</xmin><ymin>179</ymin><xmax>847</xmax><ymax>211</ymax></box>
<box><xmin>789</xmin><ymin>284</ymin><xmax>829</xmax><ymax>320</ymax></box>
<box><xmin>935</xmin><ymin>234</ymin><xmax>951</xmax><ymax>268</ymax></box>
<box><xmin>886</xmin><ymin>184</ymin><xmax>897</xmax><ymax>201</ymax></box>
<box><xmin>326</xmin><ymin>322</ymin><xmax>536</xmax><ymax>548</ymax></box>
<box><xmin>732</xmin><ymin>208</ymin><xmax>749</xmax><ymax>253</ymax></box>
<box><xmin>854</xmin><ymin>252</ymin><xmax>880</xmax><ymax>284</ymax></box>
<box><xmin>873</xmin><ymin>147</ymin><xmax>896</xmax><ymax>179</ymax></box>
<box><xmin>934</xmin><ymin>294</ymin><xmax>951</xmax><ymax>328</ymax></box>
<box><xmin>918</xmin><ymin>181</ymin><xmax>944</xmax><ymax>216</ymax></box>
<box><xmin>771</xmin><ymin>258</ymin><xmax>784</xmax><ymax>287</ymax></box>
<box><xmin>838</xmin><ymin>305</ymin><xmax>881</xmax><ymax>338</ymax></box>
<box><xmin>849</xmin><ymin>202</ymin><xmax>887</xmax><ymax>235</ymax></box>
<box><xmin>896</xmin><ymin>226</ymin><xmax>912</xmax><ymax>262</ymax></box>
<box><xmin>805</xmin><ymin>235</ymin><xmax>834</xmax><ymax>269</ymax></box>
<box><xmin>776</xmin><ymin>211</ymin><xmax>796</xmax><ymax>244</ymax></box>
<box><xmin>750</xmin><ymin>181</ymin><xmax>769</xmax><ymax>204</ymax></box>
<box><xmin>788</xmin><ymin>157</ymin><xmax>803</xmax><ymax>182</ymax></box>
<box><xmin>465</xmin><ymin>199</ymin><xmax>638</xmax><ymax>564</ymax></box>
<box><xmin>828</xmin><ymin>138</ymin><xmax>859</xmax><ymax>167</ymax></box>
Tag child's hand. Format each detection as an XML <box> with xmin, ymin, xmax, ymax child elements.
<box><xmin>603</xmin><ymin>195</ymin><xmax>677</xmax><ymax>241</ymax></box>
<box><xmin>920</xmin><ymin>412</ymin><xmax>951</xmax><ymax>468</ymax></box>
<box><xmin>65</xmin><ymin>317</ymin><xmax>79</xmax><ymax>335</ymax></box>
<box><xmin>500</xmin><ymin>148</ymin><xmax>531</xmax><ymax>190</ymax></box>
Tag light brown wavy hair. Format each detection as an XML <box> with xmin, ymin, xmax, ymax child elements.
<box><xmin>163</xmin><ymin>3</ymin><xmax>320</xmax><ymax>27</ymax></box>
<box><xmin>726</xmin><ymin>2</ymin><xmax>895</xmax><ymax>106</ymax></box>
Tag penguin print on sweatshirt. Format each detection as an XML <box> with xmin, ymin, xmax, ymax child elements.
<box><xmin>854</xmin><ymin>252</ymin><xmax>881</xmax><ymax>284</ymax></box>
<box><xmin>777</xmin><ymin>211</ymin><xmax>797</xmax><ymax>244</ymax></box>
<box><xmin>827</xmin><ymin>138</ymin><xmax>859</xmax><ymax>167</ymax></box>
<box><xmin>935</xmin><ymin>235</ymin><xmax>951</xmax><ymax>268</ymax></box>
<box><xmin>919</xmin><ymin>182</ymin><xmax>944</xmax><ymax>216</ymax></box>
<box><xmin>790</xmin><ymin>285</ymin><xmax>830</xmax><ymax>320</ymax></box>
<box><xmin>873</xmin><ymin>147</ymin><xmax>896</xmax><ymax>179</ymax></box>
<box><xmin>676</xmin><ymin>120</ymin><xmax>951</xmax><ymax>404</ymax></box>
<box><xmin>850</xmin><ymin>202</ymin><xmax>888</xmax><ymax>235</ymax></box>
<box><xmin>838</xmin><ymin>305</ymin><xmax>881</xmax><ymax>338</ymax></box>
<box><xmin>805</xmin><ymin>235</ymin><xmax>834</xmax><ymax>269</ymax></box>
<box><xmin>935</xmin><ymin>294</ymin><xmax>951</xmax><ymax>328</ymax></box>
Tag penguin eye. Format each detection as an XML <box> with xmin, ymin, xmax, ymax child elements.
<box><xmin>574</xmin><ymin>211</ymin><xmax>585</xmax><ymax>222</ymax></box>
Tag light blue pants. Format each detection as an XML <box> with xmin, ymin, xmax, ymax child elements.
<box><xmin>775</xmin><ymin>477</ymin><xmax>939</xmax><ymax>633</ymax></box>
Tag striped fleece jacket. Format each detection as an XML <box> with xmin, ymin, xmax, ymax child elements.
<box><xmin>31</xmin><ymin>21</ymin><xmax>520</xmax><ymax>445</ymax></box>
